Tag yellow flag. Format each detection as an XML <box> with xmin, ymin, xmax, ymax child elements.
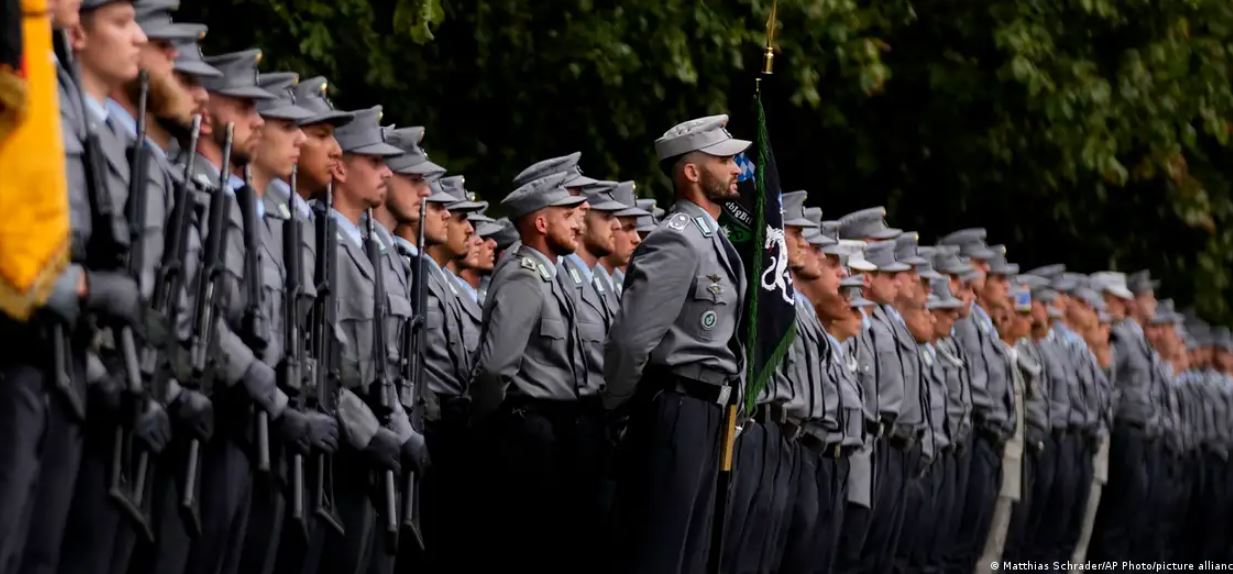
<box><xmin>0</xmin><ymin>0</ymin><xmax>70</xmax><ymax>321</ymax></box>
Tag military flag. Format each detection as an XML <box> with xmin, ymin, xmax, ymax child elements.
<box><xmin>0</xmin><ymin>0</ymin><xmax>70</xmax><ymax>320</ymax></box>
<box><xmin>718</xmin><ymin>81</ymin><xmax>797</xmax><ymax>415</ymax></box>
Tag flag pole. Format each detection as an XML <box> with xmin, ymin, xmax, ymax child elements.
<box><xmin>706</xmin><ymin>4</ymin><xmax>778</xmax><ymax>572</ymax></box>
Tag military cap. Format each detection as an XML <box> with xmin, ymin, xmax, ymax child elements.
<box><xmin>502</xmin><ymin>172</ymin><xmax>587</xmax><ymax>219</ymax></box>
<box><xmin>839</xmin><ymin>240</ymin><xmax>879</xmax><ymax>272</ymax></box>
<box><xmin>1090</xmin><ymin>271</ymin><xmax>1133</xmax><ymax>300</ymax></box>
<box><xmin>636</xmin><ymin>199</ymin><xmax>657</xmax><ymax>219</ymax></box>
<box><xmin>815</xmin><ymin>220</ymin><xmax>842</xmax><ymax>255</ymax></box>
<box><xmin>200</xmin><ymin>50</ymin><xmax>276</xmax><ymax>100</ymax></box>
<box><xmin>422</xmin><ymin>180</ymin><xmax>456</xmax><ymax>204</ymax></box>
<box><xmin>135</xmin><ymin>0</ymin><xmax>206</xmax><ymax>41</ymax></box>
<box><xmin>782</xmin><ymin>191</ymin><xmax>816</xmax><ymax>228</ymax></box>
<box><xmin>1018</xmin><ymin>274</ymin><xmax>1057</xmax><ymax>302</ymax></box>
<box><xmin>986</xmin><ymin>245</ymin><xmax>1019</xmax><ymax>276</ymax></box>
<box><xmin>838</xmin><ymin>207</ymin><xmax>901</xmax><ymax>241</ymax></box>
<box><xmin>1075</xmin><ymin>288</ymin><xmax>1106</xmax><ymax>311</ymax></box>
<box><xmin>468</xmin><ymin>204</ymin><xmax>496</xmax><ymax>224</ymax></box>
<box><xmin>439</xmin><ymin>176</ymin><xmax>485</xmax><ymax>212</ymax></box>
<box><xmin>292</xmin><ymin>77</ymin><xmax>354</xmax><ymax>127</ymax></box>
<box><xmin>932</xmin><ymin>244</ymin><xmax>972</xmax><ymax>276</ymax></box>
<box><xmin>172</xmin><ymin>37</ymin><xmax>221</xmax><ymax>78</ymax></box>
<box><xmin>840</xmin><ymin>275</ymin><xmax>866</xmax><ymax>289</ymax></box>
<box><xmin>255</xmin><ymin>72</ymin><xmax>314</xmax><ymax>122</ymax></box>
<box><xmin>865</xmin><ymin>240</ymin><xmax>910</xmax><ymax>272</ymax></box>
<box><xmin>583</xmin><ymin>183</ymin><xmax>628</xmax><ymax>212</ymax></box>
<box><xmin>612</xmin><ymin>182</ymin><xmax>650</xmax><ymax>218</ymax></box>
<box><xmin>1216</xmin><ymin>327</ymin><xmax>1233</xmax><ymax>351</ymax></box>
<box><xmin>1127</xmin><ymin>270</ymin><xmax>1160</xmax><ymax>295</ymax></box>
<box><xmin>927</xmin><ymin>277</ymin><xmax>963</xmax><ymax>310</ymax></box>
<box><xmin>385</xmin><ymin>126</ymin><xmax>447</xmax><ymax>179</ymax></box>
<box><xmin>487</xmin><ymin>218</ymin><xmax>520</xmax><ymax>251</ymax></box>
<box><xmin>846</xmin><ymin>281</ymin><xmax>876</xmax><ymax>308</ymax></box>
<box><xmin>475</xmin><ymin>220</ymin><xmax>504</xmax><ymax>238</ymax></box>
<box><xmin>803</xmin><ymin>228</ymin><xmax>825</xmax><ymax>247</ymax></box>
<box><xmin>915</xmin><ymin>247</ymin><xmax>943</xmax><ymax>281</ymax></box>
<box><xmin>1052</xmin><ymin>272</ymin><xmax>1087</xmax><ymax>294</ymax></box>
<box><xmin>81</xmin><ymin>0</ymin><xmax>131</xmax><ymax>10</ymax></box>
<box><xmin>894</xmin><ymin>232</ymin><xmax>928</xmax><ymax>266</ymax></box>
<box><xmin>1026</xmin><ymin>264</ymin><xmax>1066</xmax><ymax>280</ymax></box>
<box><xmin>335</xmin><ymin>106</ymin><xmax>403</xmax><ymax>157</ymax></box>
<box><xmin>635</xmin><ymin>215</ymin><xmax>657</xmax><ymax>234</ymax></box>
<box><xmin>512</xmin><ymin>152</ymin><xmax>599</xmax><ymax>189</ymax></box>
<box><xmin>654</xmin><ymin>114</ymin><xmax>752</xmax><ymax>161</ymax></box>
<box><xmin>652</xmin><ymin>206</ymin><xmax>666</xmax><ymax>221</ymax></box>
<box><xmin>939</xmin><ymin>228</ymin><xmax>997</xmax><ymax>260</ymax></box>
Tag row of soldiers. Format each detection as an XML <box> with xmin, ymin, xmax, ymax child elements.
<box><xmin>3</xmin><ymin>1</ymin><xmax>1233</xmax><ymax>574</ymax></box>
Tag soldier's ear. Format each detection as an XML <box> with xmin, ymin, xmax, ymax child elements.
<box><xmin>681</xmin><ymin>161</ymin><xmax>701</xmax><ymax>184</ymax></box>
<box><xmin>534</xmin><ymin>213</ymin><xmax>549</xmax><ymax>236</ymax></box>
<box><xmin>68</xmin><ymin>22</ymin><xmax>88</xmax><ymax>52</ymax></box>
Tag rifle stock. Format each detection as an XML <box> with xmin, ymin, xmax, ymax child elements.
<box><xmin>181</xmin><ymin>122</ymin><xmax>235</xmax><ymax>538</ymax></box>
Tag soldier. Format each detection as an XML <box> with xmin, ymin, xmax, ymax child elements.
<box><xmin>597</xmin><ymin>181</ymin><xmax>647</xmax><ymax>307</ymax></box>
<box><xmin>938</xmin><ymin>228</ymin><xmax>1012</xmax><ymax>571</ymax></box>
<box><xmin>59</xmin><ymin>2</ymin><xmax>202</xmax><ymax>572</ymax></box>
<box><xmin>1089</xmin><ymin>271</ymin><xmax>1155</xmax><ymax>563</ymax></box>
<box><xmin>433</xmin><ymin>177</ymin><xmax>485</xmax><ymax>354</ymax></box>
<box><xmin>603</xmin><ymin>114</ymin><xmax>748</xmax><ymax>573</ymax></box>
<box><xmin>925</xmin><ymin>274</ymin><xmax>971</xmax><ymax>573</ymax></box>
<box><xmin>233</xmin><ymin>71</ymin><xmax>341</xmax><ymax>574</ymax></box>
<box><xmin>126</xmin><ymin>26</ymin><xmax>223</xmax><ymax>574</ymax></box>
<box><xmin>460</xmin><ymin>209</ymin><xmax>500</xmax><ymax>304</ymax></box>
<box><xmin>1070</xmin><ymin>286</ymin><xmax>1117</xmax><ymax>566</ymax></box>
<box><xmin>469</xmin><ymin>172</ymin><xmax>595</xmax><ymax>571</ymax></box>
<box><xmin>320</xmin><ymin>105</ymin><xmax>420</xmax><ymax>573</ymax></box>
<box><xmin>773</xmin><ymin>193</ymin><xmax>851</xmax><ymax>574</ymax></box>
<box><xmin>0</xmin><ymin>1</ymin><xmax>141</xmax><ymax>572</ymax></box>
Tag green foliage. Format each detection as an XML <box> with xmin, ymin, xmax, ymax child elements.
<box><xmin>179</xmin><ymin>0</ymin><xmax>1233</xmax><ymax>324</ymax></box>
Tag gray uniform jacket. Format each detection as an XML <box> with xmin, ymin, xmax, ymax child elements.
<box><xmin>593</xmin><ymin>265</ymin><xmax>621</xmax><ymax>318</ymax></box>
<box><xmin>1038</xmin><ymin>330</ymin><xmax>1074</xmax><ymax>433</ymax></box>
<box><xmin>937</xmin><ymin>336</ymin><xmax>973</xmax><ymax>448</ymax></box>
<box><xmin>955</xmin><ymin>306</ymin><xmax>1015</xmax><ymax>438</ymax></box>
<box><xmin>407</xmin><ymin>248</ymin><xmax>471</xmax><ymax>400</ymax></box>
<box><xmin>1017</xmin><ymin>339</ymin><xmax>1050</xmax><ymax>451</ymax></box>
<box><xmin>470</xmin><ymin>245</ymin><xmax>590</xmax><ymax>417</ymax></box>
<box><xmin>603</xmin><ymin>200</ymin><xmax>745</xmax><ymax>409</ymax></box>
<box><xmin>1110</xmin><ymin>319</ymin><xmax>1155</xmax><ymax>426</ymax></box>
<box><xmin>561</xmin><ymin>255</ymin><xmax>611</xmax><ymax>397</ymax></box>
<box><xmin>854</xmin><ymin>316</ymin><xmax>878</xmax><ymax>424</ymax></box>
<box><xmin>866</xmin><ymin>305</ymin><xmax>908</xmax><ymax>427</ymax></box>
<box><xmin>779</xmin><ymin>296</ymin><xmax>837</xmax><ymax>435</ymax></box>
<box><xmin>831</xmin><ymin>333</ymin><xmax>866</xmax><ymax>448</ymax></box>
<box><xmin>921</xmin><ymin>343</ymin><xmax>949</xmax><ymax>458</ymax></box>
<box><xmin>451</xmin><ymin>272</ymin><xmax>484</xmax><ymax>356</ymax></box>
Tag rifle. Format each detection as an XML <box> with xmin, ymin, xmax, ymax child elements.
<box><xmin>309</xmin><ymin>181</ymin><xmax>345</xmax><ymax>536</ymax></box>
<box><xmin>399</xmin><ymin>192</ymin><xmax>429</xmax><ymax>551</ymax></box>
<box><xmin>131</xmin><ymin>114</ymin><xmax>203</xmax><ymax>539</ymax></box>
<box><xmin>236</xmin><ymin>165</ymin><xmax>271</xmax><ymax>474</ymax></box>
<box><xmin>364</xmin><ymin>210</ymin><xmax>400</xmax><ymax>554</ymax></box>
<box><xmin>281</xmin><ymin>166</ymin><xmax>309</xmax><ymax>538</ymax></box>
<box><xmin>106</xmin><ymin>70</ymin><xmax>155</xmax><ymax>542</ymax></box>
<box><xmin>182</xmin><ymin>122</ymin><xmax>235</xmax><ymax>537</ymax></box>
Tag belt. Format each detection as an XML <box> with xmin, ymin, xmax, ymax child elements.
<box><xmin>799</xmin><ymin>432</ymin><xmax>852</xmax><ymax>459</ymax></box>
<box><xmin>866</xmin><ymin>416</ymin><xmax>894</xmax><ymax>438</ymax></box>
<box><xmin>976</xmin><ymin>426</ymin><xmax>1006</xmax><ymax>449</ymax></box>
<box><xmin>753</xmin><ymin>403</ymin><xmax>791</xmax><ymax>426</ymax></box>
<box><xmin>669</xmin><ymin>377</ymin><xmax>731</xmax><ymax>406</ymax></box>
<box><xmin>887</xmin><ymin>433</ymin><xmax>915</xmax><ymax>450</ymax></box>
<box><xmin>505</xmin><ymin>395</ymin><xmax>603</xmax><ymax>417</ymax></box>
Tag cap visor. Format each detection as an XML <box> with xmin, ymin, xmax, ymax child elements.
<box><xmin>346</xmin><ymin>141</ymin><xmax>405</xmax><ymax>158</ymax></box>
<box><xmin>871</xmin><ymin>228</ymin><xmax>903</xmax><ymax>240</ymax></box>
<box><xmin>565</xmin><ymin>173</ymin><xmax>601</xmax><ymax>188</ymax></box>
<box><xmin>850</xmin><ymin>297</ymin><xmax>876</xmax><ymax>308</ymax></box>
<box><xmin>939</xmin><ymin>263</ymin><xmax>973</xmax><ymax>276</ymax></box>
<box><xmin>784</xmin><ymin>217</ymin><xmax>818</xmax><ymax>228</ymax></box>
<box><xmin>142</xmin><ymin>22</ymin><xmax>207</xmax><ymax>41</ymax></box>
<box><xmin>614</xmin><ymin>206</ymin><xmax>651</xmax><ymax>218</ymax></box>
<box><xmin>881</xmin><ymin>262</ymin><xmax>911</xmax><ymax>273</ymax></box>
<box><xmin>212</xmin><ymin>85</ymin><xmax>278</xmax><ymax>100</ymax></box>
<box><xmin>397</xmin><ymin>160</ymin><xmax>447</xmax><ymax>178</ymax></box>
<box><xmin>927</xmin><ymin>300</ymin><xmax>963</xmax><ymax>310</ymax></box>
<box><xmin>586</xmin><ymin>198</ymin><xmax>628</xmax><ymax>212</ymax></box>
<box><xmin>424</xmin><ymin>190</ymin><xmax>456</xmax><ymax>204</ymax></box>
<box><xmin>820</xmin><ymin>245</ymin><xmax>844</xmax><ymax>255</ymax></box>
<box><xmin>174</xmin><ymin>60</ymin><xmax>222</xmax><ymax>78</ymax></box>
<box><xmin>549</xmin><ymin>195</ymin><xmax>588</xmax><ymax>209</ymax></box>
<box><xmin>968</xmin><ymin>247</ymin><xmax>997</xmax><ymax>260</ymax></box>
<box><xmin>1109</xmin><ymin>286</ymin><xmax>1134</xmax><ymax>300</ymax></box>
<box><xmin>299</xmin><ymin>110</ymin><xmax>354</xmax><ymax>127</ymax></box>
<box><xmin>636</xmin><ymin>222</ymin><xmax>657</xmax><ymax>233</ymax></box>
<box><xmin>990</xmin><ymin>264</ymin><xmax>1019</xmax><ymax>276</ymax></box>
<box><xmin>259</xmin><ymin>104</ymin><xmax>315</xmax><ymax>122</ymax></box>
<box><xmin>900</xmin><ymin>255</ymin><xmax>928</xmax><ymax>265</ymax></box>
<box><xmin>700</xmin><ymin>138</ymin><xmax>752</xmax><ymax>158</ymax></box>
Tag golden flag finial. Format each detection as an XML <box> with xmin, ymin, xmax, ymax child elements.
<box><xmin>763</xmin><ymin>0</ymin><xmax>779</xmax><ymax>75</ymax></box>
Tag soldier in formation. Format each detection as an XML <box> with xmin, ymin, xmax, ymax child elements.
<box><xmin>4</xmin><ymin>2</ymin><xmax>1233</xmax><ymax>574</ymax></box>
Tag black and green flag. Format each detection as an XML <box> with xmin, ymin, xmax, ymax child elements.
<box><xmin>719</xmin><ymin>82</ymin><xmax>797</xmax><ymax>415</ymax></box>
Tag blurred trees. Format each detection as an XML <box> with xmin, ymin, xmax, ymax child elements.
<box><xmin>179</xmin><ymin>0</ymin><xmax>1233</xmax><ymax>323</ymax></box>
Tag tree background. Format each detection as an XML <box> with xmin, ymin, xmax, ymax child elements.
<box><xmin>178</xmin><ymin>0</ymin><xmax>1233</xmax><ymax>324</ymax></box>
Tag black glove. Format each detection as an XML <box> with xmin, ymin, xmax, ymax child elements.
<box><xmin>170</xmin><ymin>389</ymin><xmax>214</xmax><ymax>441</ymax></box>
<box><xmin>277</xmin><ymin>409</ymin><xmax>313</xmax><ymax>454</ymax></box>
<box><xmin>363</xmin><ymin>428</ymin><xmax>402</xmax><ymax>475</ymax></box>
<box><xmin>304</xmin><ymin>412</ymin><xmax>339</xmax><ymax>454</ymax></box>
<box><xmin>88</xmin><ymin>372</ymin><xmax>127</xmax><ymax>423</ymax></box>
<box><xmin>85</xmin><ymin>271</ymin><xmax>140</xmax><ymax>324</ymax></box>
<box><xmin>133</xmin><ymin>400</ymin><xmax>172</xmax><ymax>454</ymax></box>
<box><xmin>401</xmin><ymin>432</ymin><xmax>430</xmax><ymax>474</ymax></box>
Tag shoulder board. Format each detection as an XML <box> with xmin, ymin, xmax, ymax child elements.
<box><xmin>666</xmin><ymin>213</ymin><xmax>689</xmax><ymax>231</ymax></box>
<box><xmin>520</xmin><ymin>256</ymin><xmax>551</xmax><ymax>281</ymax></box>
<box><xmin>693</xmin><ymin>216</ymin><xmax>713</xmax><ymax>237</ymax></box>
<box><xmin>193</xmin><ymin>173</ymin><xmax>213</xmax><ymax>189</ymax></box>
<box><xmin>520</xmin><ymin>256</ymin><xmax>536</xmax><ymax>271</ymax></box>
